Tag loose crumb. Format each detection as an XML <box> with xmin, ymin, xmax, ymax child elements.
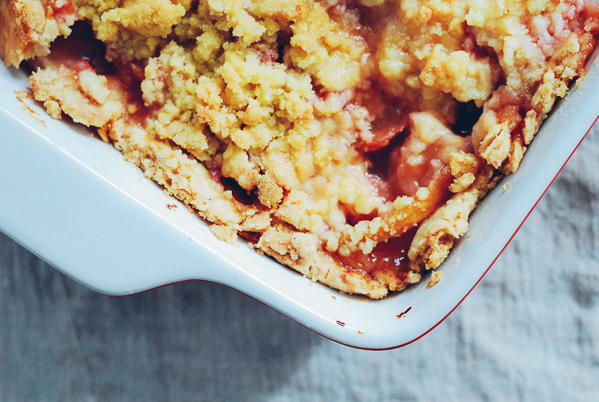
<box><xmin>426</xmin><ymin>271</ymin><xmax>443</xmax><ymax>289</ymax></box>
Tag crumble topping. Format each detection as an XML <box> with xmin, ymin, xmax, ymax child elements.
<box><xmin>2</xmin><ymin>0</ymin><xmax>598</xmax><ymax>298</ymax></box>
<box><xmin>0</xmin><ymin>0</ymin><xmax>79</xmax><ymax>66</ymax></box>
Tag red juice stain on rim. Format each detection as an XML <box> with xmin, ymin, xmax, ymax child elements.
<box><xmin>396</xmin><ymin>306</ymin><xmax>412</xmax><ymax>319</ymax></box>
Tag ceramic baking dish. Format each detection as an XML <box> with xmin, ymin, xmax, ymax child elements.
<box><xmin>1</xmin><ymin>47</ymin><xmax>598</xmax><ymax>349</ymax></box>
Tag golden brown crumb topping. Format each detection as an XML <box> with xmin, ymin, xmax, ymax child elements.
<box><xmin>2</xmin><ymin>0</ymin><xmax>598</xmax><ymax>297</ymax></box>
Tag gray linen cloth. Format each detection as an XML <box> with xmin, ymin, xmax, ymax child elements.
<box><xmin>1</xmin><ymin>124</ymin><xmax>598</xmax><ymax>401</ymax></box>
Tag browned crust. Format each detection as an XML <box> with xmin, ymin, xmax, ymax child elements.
<box><xmin>256</xmin><ymin>225</ymin><xmax>387</xmax><ymax>298</ymax></box>
<box><xmin>0</xmin><ymin>0</ymin><xmax>79</xmax><ymax>67</ymax></box>
<box><xmin>473</xmin><ymin>31</ymin><xmax>596</xmax><ymax>174</ymax></box>
<box><xmin>408</xmin><ymin>163</ymin><xmax>497</xmax><ymax>272</ymax></box>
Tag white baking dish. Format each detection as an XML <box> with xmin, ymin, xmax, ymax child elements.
<box><xmin>1</xmin><ymin>48</ymin><xmax>598</xmax><ymax>349</ymax></box>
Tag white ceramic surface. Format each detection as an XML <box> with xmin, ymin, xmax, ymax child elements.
<box><xmin>1</xmin><ymin>50</ymin><xmax>598</xmax><ymax>349</ymax></box>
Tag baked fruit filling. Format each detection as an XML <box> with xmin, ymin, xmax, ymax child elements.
<box><xmin>2</xmin><ymin>0</ymin><xmax>598</xmax><ymax>298</ymax></box>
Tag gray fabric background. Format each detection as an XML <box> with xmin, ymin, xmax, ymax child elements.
<box><xmin>1</xmin><ymin>123</ymin><xmax>599</xmax><ymax>401</ymax></box>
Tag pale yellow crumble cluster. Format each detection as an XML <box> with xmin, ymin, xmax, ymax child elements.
<box><xmin>75</xmin><ymin>0</ymin><xmax>383</xmax><ymax>237</ymax></box>
<box><xmin>2</xmin><ymin>0</ymin><xmax>597</xmax><ymax>298</ymax></box>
